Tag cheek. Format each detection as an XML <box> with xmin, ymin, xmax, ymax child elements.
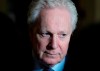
<box><xmin>60</xmin><ymin>37</ymin><xmax>71</xmax><ymax>55</ymax></box>
<box><xmin>61</xmin><ymin>42</ymin><xmax>69</xmax><ymax>55</ymax></box>
<box><xmin>37</xmin><ymin>38</ymin><xmax>49</xmax><ymax>51</ymax></box>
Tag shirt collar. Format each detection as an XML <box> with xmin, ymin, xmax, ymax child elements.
<box><xmin>52</xmin><ymin>57</ymin><xmax>66</xmax><ymax>71</ymax></box>
<box><xmin>33</xmin><ymin>57</ymin><xmax>66</xmax><ymax>71</ymax></box>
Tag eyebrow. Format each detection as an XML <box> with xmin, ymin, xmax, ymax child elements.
<box><xmin>39</xmin><ymin>30</ymin><xmax>68</xmax><ymax>34</ymax></box>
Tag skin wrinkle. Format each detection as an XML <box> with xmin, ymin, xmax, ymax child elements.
<box><xmin>31</xmin><ymin>7</ymin><xmax>72</xmax><ymax>66</ymax></box>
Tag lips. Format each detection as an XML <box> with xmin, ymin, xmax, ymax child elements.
<box><xmin>44</xmin><ymin>51</ymin><xmax>58</xmax><ymax>55</ymax></box>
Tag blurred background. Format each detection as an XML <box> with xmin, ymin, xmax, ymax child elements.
<box><xmin>0</xmin><ymin>0</ymin><xmax>100</xmax><ymax>30</ymax></box>
<box><xmin>0</xmin><ymin>0</ymin><xmax>100</xmax><ymax>70</ymax></box>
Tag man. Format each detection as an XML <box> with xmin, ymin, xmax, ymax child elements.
<box><xmin>27</xmin><ymin>0</ymin><xmax>78</xmax><ymax>71</ymax></box>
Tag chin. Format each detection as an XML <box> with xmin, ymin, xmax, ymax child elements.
<box><xmin>42</xmin><ymin>57</ymin><xmax>61</xmax><ymax>66</ymax></box>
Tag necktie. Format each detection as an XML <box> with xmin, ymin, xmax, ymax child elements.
<box><xmin>39</xmin><ymin>60</ymin><xmax>54</xmax><ymax>71</ymax></box>
<box><xmin>43</xmin><ymin>67</ymin><xmax>54</xmax><ymax>71</ymax></box>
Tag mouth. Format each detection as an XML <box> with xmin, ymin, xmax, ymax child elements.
<box><xmin>44</xmin><ymin>51</ymin><xmax>57</xmax><ymax>55</ymax></box>
<box><xmin>43</xmin><ymin>51</ymin><xmax>62</xmax><ymax>59</ymax></box>
<box><xmin>44</xmin><ymin>52</ymin><xmax>58</xmax><ymax>58</ymax></box>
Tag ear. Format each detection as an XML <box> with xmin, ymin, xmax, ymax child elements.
<box><xmin>29</xmin><ymin>24</ymin><xmax>38</xmax><ymax>44</ymax></box>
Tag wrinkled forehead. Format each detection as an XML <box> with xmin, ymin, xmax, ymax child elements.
<box><xmin>38</xmin><ymin>8</ymin><xmax>72</xmax><ymax>32</ymax></box>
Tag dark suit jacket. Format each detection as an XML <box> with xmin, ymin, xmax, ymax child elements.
<box><xmin>32</xmin><ymin>54</ymin><xmax>80</xmax><ymax>71</ymax></box>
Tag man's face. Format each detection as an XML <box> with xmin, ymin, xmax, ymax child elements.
<box><xmin>31</xmin><ymin>8</ymin><xmax>72</xmax><ymax>66</ymax></box>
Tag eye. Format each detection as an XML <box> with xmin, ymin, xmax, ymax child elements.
<box><xmin>59</xmin><ymin>34</ymin><xmax>67</xmax><ymax>38</ymax></box>
<box><xmin>40</xmin><ymin>33</ymin><xmax>50</xmax><ymax>37</ymax></box>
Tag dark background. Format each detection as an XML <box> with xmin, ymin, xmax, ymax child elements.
<box><xmin>0</xmin><ymin>0</ymin><xmax>100</xmax><ymax>70</ymax></box>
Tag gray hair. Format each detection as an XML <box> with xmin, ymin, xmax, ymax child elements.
<box><xmin>27</xmin><ymin>0</ymin><xmax>78</xmax><ymax>31</ymax></box>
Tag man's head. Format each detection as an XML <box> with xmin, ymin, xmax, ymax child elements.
<box><xmin>28</xmin><ymin>0</ymin><xmax>78</xmax><ymax>66</ymax></box>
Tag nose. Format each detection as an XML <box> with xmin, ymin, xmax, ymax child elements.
<box><xmin>50</xmin><ymin>35</ymin><xmax>58</xmax><ymax>49</ymax></box>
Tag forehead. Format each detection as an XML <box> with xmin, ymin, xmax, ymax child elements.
<box><xmin>40</xmin><ymin>7</ymin><xmax>71</xmax><ymax>20</ymax></box>
<box><xmin>37</xmin><ymin>8</ymin><xmax>72</xmax><ymax>33</ymax></box>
